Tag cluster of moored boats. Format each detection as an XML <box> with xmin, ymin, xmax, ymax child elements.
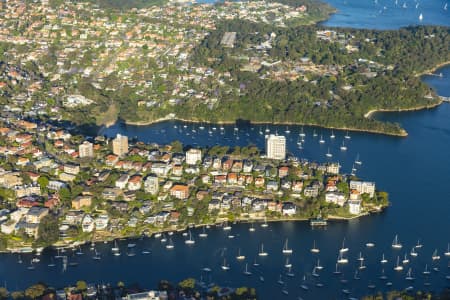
<box><xmin>16</xmin><ymin>224</ymin><xmax>450</xmax><ymax>298</ymax></box>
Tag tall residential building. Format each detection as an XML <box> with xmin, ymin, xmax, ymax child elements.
<box><xmin>266</xmin><ymin>134</ymin><xmax>286</xmax><ymax>160</ymax></box>
<box><xmin>79</xmin><ymin>141</ymin><xmax>94</xmax><ymax>158</ymax></box>
<box><xmin>112</xmin><ymin>134</ymin><xmax>128</xmax><ymax>157</ymax></box>
<box><xmin>144</xmin><ymin>175</ymin><xmax>159</xmax><ymax>195</ymax></box>
<box><xmin>186</xmin><ymin>148</ymin><xmax>202</xmax><ymax>165</ymax></box>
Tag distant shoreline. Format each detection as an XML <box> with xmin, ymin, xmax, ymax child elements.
<box><xmin>122</xmin><ymin>117</ymin><xmax>409</xmax><ymax>137</ymax></box>
<box><xmin>4</xmin><ymin>208</ymin><xmax>384</xmax><ymax>253</ymax></box>
<box><xmin>363</xmin><ymin>99</ymin><xmax>443</xmax><ymax>119</ymax></box>
<box><xmin>416</xmin><ymin>61</ymin><xmax>450</xmax><ymax>77</ymax></box>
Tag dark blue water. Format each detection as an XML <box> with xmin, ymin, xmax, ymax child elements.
<box><xmin>1</xmin><ymin>67</ymin><xmax>448</xmax><ymax>299</ymax></box>
<box><xmin>322</xmin><ymin>0</ymin><xmax>450</xmax><ymax>29</ymax></box>
<box><xmin>1</xmin><ymin>2</ymin><xmax>450</xmax><ymax>299</ymax></box>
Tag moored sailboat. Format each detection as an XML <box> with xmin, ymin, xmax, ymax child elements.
<box><xmin>282</xmin><ymin>239</ymin><xmax>293</xmax><ymax>254</ymax></box>
<box><xmin>258</xmin><ymin>243</ymin><xmax>268</xmax><ymax>257</ymax></box>
<box><xmin>392</xmin><ymin>234</ymin><xmax>402</xmax><ymax>249</ymax></box>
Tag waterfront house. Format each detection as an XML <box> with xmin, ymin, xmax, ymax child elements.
<box><xmin>282</xmin><ymin>202</ymin><xmax>297</xmax><ymax>215</ymax></box>
<box><xmin>349</xmin><ymin>180</ymin><xmax>375</xmax><ymax>198</ymax></box>
<box><xmin>325</xmin><ymin>192</ymin><xmax>347</xmax><ymax>206</ymax></box>
<box><xmin>82</xmin><ymin>214</ymin><xmax>95</xmax><ymax>232</ymax></box>
<box><xmin>326</xmin><ymin>163</ymin><xmax>340</xmax><ymax>175</ymax></box>
<box><xmin>123</xmin><ymin>290</ymin><xmax>168</xmax><ymax>300</ymax></box>
<box><xmin>65</xmin><ymin>210</ymin><xmax>85</xmax><ymax>225</ymax></box>
<box><xmin>94</xmin><ymin>214</ymin><xmax>109</xmax><ymax>230</ymax></box>
<box><xmin>348</xmin><ymin>199</ymin><xmax>362</xmax><ymax>214</ymax></box>
<box><xmin>155</xmin><ymin>211</ymin><xmax>170</xmax><ymax>223</ymax></box>
<box><xmin>208</xmin><ymin>199</ymin><xmax>221</xmax><ymax>211</ymax></box>
<box><xmin>24</xmin><ymin>222</ymin><xmax>40</xmax><ymax>238</ymax></box>
<box><xmin>26</xmin><ymin>206</ymin><xmax>49</xmax><ymax>223</ymax></box>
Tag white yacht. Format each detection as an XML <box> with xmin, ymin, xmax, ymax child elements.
<box><xmin>445</xmin><ymin>243</ymin><xmax>450</xmax><ymax>257</ymax></box>
<box><xmin>282</xmin><ymin>239</ymin><xmax>293</xmax><ymax>254</ymax></box>
<box><xmin>310</xmin><ymin>240</ymin><xmax>320</xmax><ymax>253</ymax></box>
<box><xmin>432</xmin><ymin>249</ymin><xmax>440</xmax><ymax>260</ymax></box>
<box><xmin>221</xmin><ymin>258</ymin><xmax>230</xmax><ymax>271</ymax></box>
<box><xmin>319</xmin><ymin>135</ymin><xmax>325</xmax><ymax>144</ymax></box>
<box><xmin>339</xmin><ymin>238</ymin><xmax>349</xmax><ymax>253</ymax></box>
<box><xmin>166</xmin><ymin>238</ymin><xmax>174</xmax><ymax>250</ymax></box>
<box><xmin>185</xmin><ymin>231</ymin><xmax>195</xmax><ymax>245</ymax></box>
<box><xmin>392</xmin><ymin>234</ymin><xmax>402</xmax><ymax>249</ymax></box>
<box><xmin>236</xmin><ymin>248</ymin><xmax>245</xmax><ymax>261</ymax></box>
<box><xmin>394</xmin><ymin>256</ymin><xmax>403</xmax><ymax>271</ymax></box>
<box><xmin>258</xmin><ymin>244</ymin><xmax>268</xmax><ymax>257</ymax></box>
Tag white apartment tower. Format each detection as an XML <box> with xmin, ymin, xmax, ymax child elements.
<box><xmin>266</xmin><ymin>134</ymin><xmax>286</xmax><ymax>160</ymax></box>
<box><xmin>112</xmin><ymin>134</ymin><xmax>128</xmax><ymax>157</ymax></box>
<box><xmin>186</xmin><ymin>148</ymin><xmax>202</xmax><ymax>165</ymax></box>
<box><xmin>79</xmin><ymin>141</ymin><xmax>94</xmax><ymax>158</ymax></box>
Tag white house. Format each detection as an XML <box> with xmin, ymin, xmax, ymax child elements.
<box><xmin>325</xmin><ymin>192</ymin><xmax>347</xmax><ymax>206</ymax></box>
<box><xmin>186</xmin><ymin>148</ymin><xmax>202</xmax><ymax>165</ymax></box>
<box><xmin>82</xmin><ymin>214</ymin><xmax>95</xmax><ymax>233</ymax></box>
<box><xmin>144</xmin><ymin>175</ymin><xmax>159</xmax><ymax>195</ymax></box>
<box><xmin>115</xmin><ymin>174</ymin><xmax>130</xmax><ymax>189</ymax></box>
<box><xmin>350</xmin><ymin>181</ymin><xmax>375</xmax><ymax>197</ymax></box>
<box><xmin>348</xmin><ymin>199</ymin><xmax>362</xmax><ymax>214</ymax></box>
<box><xmin>282</xmin><ymin>202</ymin><xmax>297</xmax><ymax>215</ymax></box>
<box><xmin>94</xmin><ymin>214</ymin><xmax>109</xmax><ymax>230</ymax></box>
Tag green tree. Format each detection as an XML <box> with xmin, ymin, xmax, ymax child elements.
<box><xmin>170</xmin><ymin>140</ymin><xmax>183</xmax><ymax>153</ymax></box>
<box><xmin>25</xmin><ymin>284</ymin><xmax>46</xmax><ymax>300</ymax></box>
<box><xmin>58</xmin><ymin>187</ymin><xmax>72</xmax><ymax>206</ymax></box>
<box><xmin>0</xmin><ymin>287</ymin><xmax>9</xmax><ymax>300</ymax></box>
<box><xmin>0</xmin><ymin>236</ymin><xmax>7</xmax><ymax>251</ymax></box>
<box><xmin>37</xmin><ymin>176</ymin><xmax>49</xmax><ymax>191</ymax></box>
<box><xmin>76</xmin><ymin>281</ymin><xmax>87</xmax><ymax>291</ymax></box>
<box><xmin>178</xmin><ymin>278</ymin><xmax>195</xmax><ymax>290</ymax></box>
<box><xmin>36</xmin><ymin>215</ymin><xmax>59</xmax><ymax>246</ymax></box>
<box><xmin>10</xmin><ymin>291</ymin><xmax>24</xmax><ymax>300</ymax></box>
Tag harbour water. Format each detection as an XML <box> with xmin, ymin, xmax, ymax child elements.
<box><xmin>1</xmin><ymin>2</ymin><xmax>450</xmax><ymax>299</ymax></box>
<box><xmin>322</xmin><ymin>0</ymin><xmax>450</xmax><ymax>29</ymax></box>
